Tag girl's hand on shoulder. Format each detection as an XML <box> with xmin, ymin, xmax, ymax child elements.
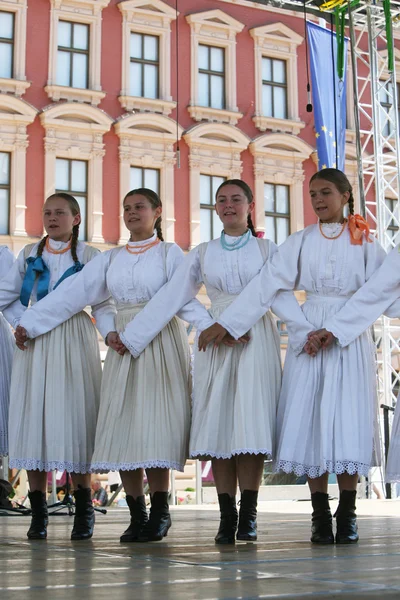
<box><xmin>15</xmin><ymin>325</ymin><xmax>28</xmax><ymax>351</ymax></box>
<box><xmin>106</xmin><ymin>331</ymin><xmax>127</xmax><ymax>355</ymax></box>
<box><xmin>198</xmin><ymin>323</ymin><xmax>228</xmax><ymax>351</ymax></box>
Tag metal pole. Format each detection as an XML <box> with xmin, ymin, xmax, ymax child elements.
<box><xmin>195</xmin><ymin>460</ymin><xmax>202</xmax><ymax>505</ymax></box>
<box><xmin>170</xmin><ymin>469</ymin><xmax>176</xmax><ymax>506</ymax></box>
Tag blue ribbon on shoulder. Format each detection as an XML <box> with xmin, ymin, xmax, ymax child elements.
<box><xmin>20</xmin><ymin>257</ymin><xmax>50</xmax><ymax>307</ymax></box>
<box><xmin>53</xmin><ymin>261</ymin><xmax>84</xmax><ymax>290</ymax></box>
<box><xmin>20</xmin><ymin>258</ymin><xmax>84</xmax><ymax>307</ymax></box>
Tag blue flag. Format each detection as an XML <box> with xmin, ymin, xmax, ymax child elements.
<box><xmin>307</xmin><ymin>22</ymin><xmax>347</xmax><ymax>171</ymax></box>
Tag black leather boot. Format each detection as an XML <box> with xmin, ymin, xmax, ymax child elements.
<box><xmin>335</xmin><ymin>489</ymin><xmax>359</xmax><ymax>544</ymax></box>
<box><xmin>310</xmin><ymin>492</ymin><xmax>334</xmax><ymax>545</ymax></box>
<box><xmin>237</xmin><ymin>489</ymin><xmax>258</xmax><ymax>541</ymax></box>
<box><xmin>120</xmin><ymin>495</ymin><xmax>148</xmax><ymax>542</ymax></box>
<box><xmin>215</xmin><ymin>493</ymin><xmax>238</xmax><ymax>545</ymax></box>
<box><xmin>27</xmin><ymin>490</ymin><xmax>48</xmax><ymax>540</ymax></box>
<box><xmin>138</xmin><ymin>492</ymin><xmax>171</xmax><ymax>542</ymax></box>
<box><xmin>71</xmin><ymin>487</ymin><xmax>95</xmax><ymax>540</ymax></box>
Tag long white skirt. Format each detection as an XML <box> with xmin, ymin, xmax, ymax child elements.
<box><xmin>91</xmin><ymin>305</ymin><xmax>191</xmax><ymax>473</ymax></box>
<box><xmin>275</xmin><ymin>294</ymin><xmax>379</xmax><ymax>478</ymax></box>
<box><xmin>386</xmin><ymin>400</ymin><xmax>400</xmax><ymax>482</ymax></box>
<box><xmin>190</xmin><ymin>296</ymin><xmax>282</xmax><ymax>459</ymax></box>
<box><xmin>8</xmin><ymin>312</ymin><xmax>101</xmax><ymax>473</ymax></box>
<box><xmin>0</xmin><ymin>314</ymin><xmax>14</xmax><ymax>456</ymax></box>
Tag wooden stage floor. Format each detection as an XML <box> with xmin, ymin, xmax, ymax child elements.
<box><xmin>0</xmin><ymin>500</ymin><xmax>399</xmax><ymax>599</ymax></box>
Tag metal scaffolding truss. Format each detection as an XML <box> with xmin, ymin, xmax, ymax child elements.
<box><xmin>347</xmin><ymin>3</ymin><xmax>400</xmax><ymax>453</ymax></box>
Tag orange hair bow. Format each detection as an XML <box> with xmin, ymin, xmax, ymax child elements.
<box><xmin>348</xmin><ymin>214</ymin><xmax>372</xmax><ymax>245</ymax></box>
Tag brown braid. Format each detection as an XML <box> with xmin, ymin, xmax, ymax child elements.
<box><xmin>70</xmin><ymin>223</ymin><xmax>80</xmax><ymax>262</ymax></box>
<box><xmin>124</xmin><ymin>188</ymin><xmax>163</xmax><ymax>239</ymax></box>
<box><xmin>348</xmin><ymin>192</ymin><xmax>355</xmax><ymax>216</ymax></box>
<box><xmin>36</xmin><ymin>235</ymin><xmax>49</xmax><ymax>257</ymax></box>
<box><xmin>247</xmin><ymin>214</ymin><xmax>257</xmax><ymax>237</ymax></box>
<box><xmin>154</xmin><ymin>216</ymin><xmax>164</xmax><ymax>241</ymax></box>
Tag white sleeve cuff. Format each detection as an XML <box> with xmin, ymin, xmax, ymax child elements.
<box><xmin>119</xmin><ymin>332</ymin><xmax>140</xmax><ymax>358</ymax></box>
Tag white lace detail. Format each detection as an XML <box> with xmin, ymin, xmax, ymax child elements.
<box><xmin>106</xmin><ymin>240</ymin><xmax>166</xmax><ymax>305</ymax></box>
<box><xmin>190</xmin><ymin>448</ymin><xmax>272</xmax><ymax>460</ymax></box>
<box><xmin>320</xmin><ymin>222</ymin><xmax>346</xmax><ymax>238</ymax></box>
<box><xmin>276</xmin><ymin>458</ymin><xmax>370</xmax><ymax>478</ymax></box>
<box><xmin>91</xmin><ymin>460</ymin><xmax>184</xmax><ymax>473</ymax></box>
<box><xmin>386</xmin><ymin>471</ymin><xmax>400</xmax><ymax>483</ymax></box>
<box><xmin>119</xmin><ymin>332</ymin><xmax>140</xmax><ymax>358</ymax></box>
<box><xmin>9</xmin><ymin>458</ymin><xmax>92</xmax><ymax>474</ymax></box>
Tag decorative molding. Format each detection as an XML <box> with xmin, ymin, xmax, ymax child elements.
<box><xmin>252</xmin><ymin>115</ymin><xmax>305</xmax><ymax>135</ymax></box>
<box><xmin>40</xmin><ymin>102</ymin><xmax>113</xmax><ymax>243</ymax></box>
<box><xmin>186</xmin><ymin>9</ymin><xmax>244</xmax><ymax>124</ymax></box>
<box><xmin>250</xmin><ymin>23</ymin><xmax>303</xmax><ymax>133</ymax></box>
<box><xmin>249</xmin><ymin>133</ymin><xmax>314</xmax><ymax>234</ymax></box>
<box><xmin>115</xmin><ymin>112</ymin><xmax>183</xmax><ymax>243</ymax></box>
<box><xmin>118</xmin><ymin>0</ymin><xmax>177</xmax><ymax>115</ymax></box>
<box><xmin>45</xmin><ymin>85</ymin><xmax>105</xmax><ymax>106</ymax></box>
<box><xmin>0</xmin><ymin>94</ymin><xmax>38</xmax><ymax>237</ymax></box>
<box><xmin>118</xmin><ymin>95</ymin><xmax>176</xmax><ymax>115</ymax></box>
<box><xmin>0</xmin><ymin>77</ymin><xmax>30</xmax><ymax>97</ymax></box>
<box><xmin>187</xmin><ymin>105</ymin><xmax>243</xmax><ymax>126</ymax></box>
<box><xmin>47</xmin><ymin>0</ymin><xmax>110</xmax><ymax>105</ymax></box>
<box><xmin>0</xmin><ymin>0</ymin><xmax>29</xmax><ymax>96</ymax></box>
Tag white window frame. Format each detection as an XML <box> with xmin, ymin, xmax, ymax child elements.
<box><xmin>250</xmin><ymin>133</ymin><xmax>313</xmax><ymax>235</ymax></box>
<box><xmin>46</xmin><ymin>0</ymin><xmax>110</xmax><ymax>106</ymax></box>
<box><xmin>0</xmin><ymin>0</ymin><xmax>30</xmax><ymax>96</ymax></box>
<box><xmin>186</xmin><ymin>9</ymin><xmax>244</xmax><ymax>126</ymax></box>
<box><xmin>118</xmin><ymin>0</ymin><xmax>177</xmax><ymax>115</ymax></box>
<box><xmin>250</xmin><ymin>23</ymin><xmax>304</xmax><ymax>135</ymax></box>
<box><xmin>115</xmin><ymin>113</ymin><xmax>182</xmax><ymax>244</ymax></box>
<box><xmin>41</xmin><ymin>102</ymin><xmax>113</xmax><ymax>243</ymax></box>
<box><xmin>264</xmin><ymin>182</ymin><xmax>291</xmax><ymax>245</ymax></box>
<box><xmin>55</xmin><ymin>157</ymin><xmax>89</xmax><ymax>240</ymax></box>
<box><xmin>0</xmin><ymin>95</ymin><xmax>37</xmax><ymax>244</ymax></box>
<box><xmin>183</xmin><ymin>122</ymin><xmax>250</xmax><ymax>247</ymax></box>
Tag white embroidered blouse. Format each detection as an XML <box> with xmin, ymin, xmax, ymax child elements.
<box><xmin>0</xmin><ymin>239</ymin><xmax>116</xmax><ymax>339</ymax></box>
<box><xmin>18</xmin><ymin>234</ymin><xmax>213</xmax><ymax>339</ymax></box>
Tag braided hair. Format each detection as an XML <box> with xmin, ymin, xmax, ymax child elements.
<box><xmin>37</xmin><ymin>193</ymin><xmax>81</xmax><ymax>261</ymax></box>
<box><xmin>124</xmin><ymin>188</ymin><xmax>164</xmax><ymax>241</ymax></box>
<box><xmin>310</xmin><ymin>168</ymin><xmax>354</xmax><ymax>216</ymax></box>
<box><xmin>215</xmin><ymin>179</ymin><xmax>257</xmax><ymax>237</ymax></box>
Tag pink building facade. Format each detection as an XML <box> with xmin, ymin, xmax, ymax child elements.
<box><xmin>0</xmin><ymin>0</ymin><xmax>377</xmax><ymax>254</ymax></box>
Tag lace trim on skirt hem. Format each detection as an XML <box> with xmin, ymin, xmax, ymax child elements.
<box><xmin>386</xmin><ymin>471</ymin><xmax>400</xmax><ymax>483</ymax></box>
<box><xmin>9</xmin><ymin>458</ymin><xmax>92</xmax><ymax>474</ymax></box>
<box><xmin>275</xmin><ymin>458</ymin><xmax>370</xmax><ymax>478</ymax></box>
<box><xmin>91</xmin><ymin>460</ymin><xmax>184</xmax><ymax>473</ymax></box>
<box><xmin>190</xmin><ymin>448</ymin><xmax>272</xmax><ymax>460</ymax></box>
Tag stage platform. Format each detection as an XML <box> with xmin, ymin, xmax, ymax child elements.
<box><xmin>0</xmin><ymin>500</ymin><xmax>399</xmax><ymax>599</ymax></box>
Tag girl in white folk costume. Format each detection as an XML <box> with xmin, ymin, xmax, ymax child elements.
<box><xmin>16</xmin><ymin>188</ymin><xmax>212</xmax><ymax>543</ymax></box>
<box><xmin>118</xmin><ymin>180</ymin><xmax>317</xmax><ymax>544</ymax></box>
<box><xmin>199</xmin><ymin>169</ymin><xmax>387</xmax><ymax>545</ymax></box>
<box><xmin>0</xmin><ymin>193</ymin><xmax>115</xmax><ymax>541</ymax></box>
<box><xmin>308</xmin><ymin>244</ymin><xmax>400</xmax><ymax>484</ymax></box>
<box><xmin>0</xmin><ymin>246</ymin><xmax>19</xmax><ymax>458</ymax></box>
